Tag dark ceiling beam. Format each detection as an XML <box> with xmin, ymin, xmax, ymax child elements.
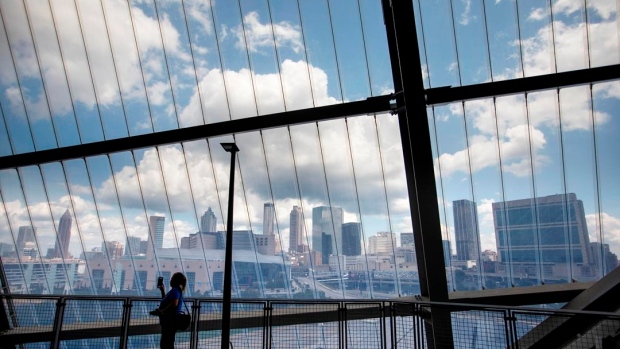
<box><xmin>425</xmin><ymin>64</ymin><xmax>620</xmax><ymax>106</ymax></box>
<box><xmin>517</xmin><ymin>266</ymin><xmax>620</xmax><ymax>348</ymax></box>
<box><xmin>0</xmin><ymin>95</ymin><xmax>395</xmax><ymax>170</ymax></box>
<box><xmin>444</xmin><ymin>282</ymin><xmax>592</xmax><ymax>306</ymax></box>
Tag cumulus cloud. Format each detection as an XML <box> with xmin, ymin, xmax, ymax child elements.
<box><xmin>587</xmin><ymin>212</ymin><xmax>620</xmax><ymax>253</ymax></box>
<box><xmin>179</xmin><ymin>59</ymin><xmax>337</xmax><ymax>125</ymax></box>
<box><xmin>232</xmin><ymin>12</ymin><xmax>303</xmax><ymax>54</ymax></box>
<box><xmin>459</xmin><ymin>0</ymin><xmax>474</xmax><ymax>26</ymax></box>
<box><xmin>435</xmin><ymin>9</ymin><xmax>618</xmax><ymax>179</ymax></box>
<box><xmin>436</xmin><ymin>123</ymin><xmax>547</xmax><ymax>177</ymax></box>
<box><xmin>0</xmin><ymin>0</ymin><xmax>190</xmax><ymax>117</ymax></box>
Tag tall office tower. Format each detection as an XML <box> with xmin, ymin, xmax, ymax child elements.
<box><xmin>16</xmin><ymin>226</ymin><xmax>36</xmax><ymax>251</ymax></box>
<box><xmin>342</xmin><ymin>223</ymin><xmax>362</xmax><ymax>256</ymax></box>
<box><xmin>590</xmin><ymin>242</ymin><xmax>619</xmax><ymax>276</ymax></box>
<box><xmin>400</xmin><ymin>232</ymin><xmax>414</xmax><ymax>247</ymax></box>
<box><xmin>0</xmin><ymin>242</ymin><xmax>14</xmax><ymax>257</ymax></box>
<box><xmin>263</xmin><ymin>203</ymin><xmax>275</xmax><ymax>235</ymax></box>
<box><xmin>102</xmin><ymin>241</ymin><xmax>124</xmax><ymax>260</ymax></box>
<box><xmin>147</xmin><ymin>216</ymin><xmax>165</xmax><ymax>259</ymax></box>
<box><xmin>148</xmin><ymin>216</ymin><xmax>165</xmax><ymax>249</ymax></box>
<box><xmin>180</xmin><ymin>236</ymin><xmax>190</xmax><ymax>249</ymax></box>
<box><xmin>442</xmin><ymin>240</ymin><xmax>452</xmax><ymax>266</ymax></box>
<box><xmin>289</xmin><ymin>206</ymin><xmax>303</xmax><ymax>253</ymax></box>
<box><xmin>125</xmin><ymin>236</ymin><xmax>141</xmax><ymax>256</ymax></box>
<box><xmin>52</xmin><ymin>209</ymin><xmax>73</xmax><ymax>258</ymax></box>
<box><xmin>200</xmin><ymin>208</ymin><xmax>217</xmax><ymax>233</ymax></box>
<box><xmin>321</xmin><ymin>232</ymin><xmax>332</xmax><ymax>264</ymax></box>
<box><xmin>492</xmin><ymin>193</ymin><xmax>592</xmax><ymax>266</ymax></box>
<box><xmin>453</xmin><ymin>199</ymin><xmax>480</xmax><ymax>261</ymax></box>
<box><xmin>368</xmin><ymin>232</ymin><xmax>396</xmax><ymax>254</ymax></box>
<box><xmin>312</xmin><ymin>206</ymin><xmax>343</xmax><ymax>254</ymax></box>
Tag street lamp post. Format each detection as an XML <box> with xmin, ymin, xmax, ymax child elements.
<box><xmin>220</xmin><ymin>142</ymin><xmax>239</xmax><ymax>349</ymax></box>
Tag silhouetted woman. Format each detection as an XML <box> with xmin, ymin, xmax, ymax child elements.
<box><xmin>155</xmin><ymin>272</ymin><xmax>187</xmax><ymax>349</ymax></box>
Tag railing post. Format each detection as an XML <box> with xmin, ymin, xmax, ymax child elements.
<box><xmin>389</xmin><ymin>303</ymin><xmax>397</xmax><ymax>349</ymax></box>
<box><xmin>50</xmin><ymin>297</ymin><xmax>66</xmax><ymax>349</ymax></box>
<box><xmin>504</xmin><ymin>310</ymin><xmax>518</xmax><ymax>349</ymax></box>
<box><xmin>263</xmin><ymin>301</ymin><xmax>271</xmax><ymax>349</ymax></box>
<box><xmin>119</xmin><ymin>298</ymin><xmax>132</xmax><ymax>349</ymax></box>
<box><xmin>339</xmin><ymin>302</ymin><xmax>345</xmax><ymax>349</ymax></box>
<box><xmin>380</xmin><ymin>302</ymin><xmax>387</xmax><ymax>349</ymax></box>
<box><xmin>190</xmin><ymin>300</ymin><xmax>201</xmax><ymax>349</ymax></box>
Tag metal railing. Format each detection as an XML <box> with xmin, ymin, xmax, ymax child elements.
<box><xmin>1</xmin><ymin>294</ymin><xmax>620</xmax><ymax>348</ymax></box>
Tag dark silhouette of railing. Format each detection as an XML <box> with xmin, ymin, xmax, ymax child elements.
<box><xmin>1</xmin><ymin>294</ymin><xmax>620</xmax><ymax>348</ymax></box>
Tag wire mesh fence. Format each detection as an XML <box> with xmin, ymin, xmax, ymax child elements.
<box><xmin>2</xmin><ymin>295</ymin><xmax>620</xmax><ymax>348</ymax></box>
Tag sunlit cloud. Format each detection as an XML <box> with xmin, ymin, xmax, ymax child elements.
<box><xmin>232</xmin><ymin>11</ymin><xmax>303</xmax><ymax>54</ymax></box>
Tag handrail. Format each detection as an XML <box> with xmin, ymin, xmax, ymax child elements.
<box><xmin>2</xmin><ymin>294</ymin><xmax>619</xmax><ymax>348</ymax></box>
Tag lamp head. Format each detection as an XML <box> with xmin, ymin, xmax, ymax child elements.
<box><xmin>220</xmin><ymin>143</ymin><xmax>239</xmax><ymax>153</ymax></box>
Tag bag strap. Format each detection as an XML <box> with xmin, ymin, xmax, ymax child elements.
<box><xmin>181</xmin><ymin>292</ymin><xmax>190</xmax><ymax>314</ymax></box>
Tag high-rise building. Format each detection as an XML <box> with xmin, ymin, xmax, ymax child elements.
<box><xmin>492</xmin><ymin>193</ymin><xmax>592</xmax><ymax>266</ymax></box>
<box><xmin>442</xmin><ymin>240</ymin><xmax>452</xmax><ymax>266</ymax></box>
<box><xmin>312</xmin><ymin>206</ymin><xmax>343</xmax><ymax>254</ymax></box>
<box><xmin>263</xmin><ymin>203</ymin><xmax>275</xmax><ymax>235</ymax></box>
<box><xmin>53</xmin><ymin>209</ymin><xmax>72</xmax><ymax>258</ymax></box>
<box><xmin>16</xmin><ymin>226</ymin><xmax>36</xmax><ymax>252</ymax></box>
<box><xmin>147</xmin><ymin>216</ymin><xmax>165</xmax><ymax>259</ymax></box>
<box><xmin>401</xmin><ymin>232</ymin><xmax>414</xmax><ymax>247</ymax></box>
<box><xmin>321</xmin><ymin>232</ymin><xmax>332</xmax><ymax>264</ymax></box>
<box><xmin>200</xmin><ymin>208</ymin><xmax>217</xmax><ymax>233</ymax></box>
<box><xmin>186</xmin><ymin>231</ymin><xmax>219</xmax><ymax>249</ymax></box>
<box><xmin>590</xmin><ymin>242</ymin><xmax>619</xmax><ymax>276</ymax></box>
<box><xmin>102</xmin><ymin>241</ymin><xmax>124</xmax><ymax>260</ymax></box>
<box><xmin>289</xmin><ymin>206</ymin><xmax>303</xmax><ymax>253</ymax></box>
<box><xmin>0</xmin><ymin>242</ymin><xmax>14</xmax><ymax>257</ymax></box>
<box><xmin>125</xmin><ymin>236</ymin><xmax>141</xmax><ymax>256</ymax></box>
<box><xmin>368</xmin><ymin>232</ymin><xmax>396</xmax><ymax>255</ymax></box>
<box><xmin>453</xmin><ymin>200</ymin><xmax>480</xmax><ymax>261</ymax></box>
<box><xmin>342</xmin><ymin>223</ymin><xmax>362</xmax><ymax>256</ymax></box>
<box><xmin>149</xmin><ymin>216</ymin><xmax>165</xmax><ymax>249</ymax></box>
<box><xmin>180</xmin><ymin>236</ymin><xmax>190</xmax><ymax>249</ymax></box>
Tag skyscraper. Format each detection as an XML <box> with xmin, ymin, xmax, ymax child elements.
<box><xmin>289</xmin><ymin>206</ymin><xmax>303</xmax><ymax>253</ymax></box>
<box><xmin>368</xmin><ymin>232</ymin><xmax>396</xmax><ymax>254</ymax></box>
<box><xmin>16</xmin><ymin>226</ymin><xmax>35</xmax><ymax>251</ymax></box>
<box><xmin>146</xmin><ymin>216</ymin><xmax>166</xmax><ymax>258</ymax></box>
<box><xmin>53</xmin><ymin>209</ymin><xmax>72</xmax><ymax>258</ymax></box>
<box><xmin>125</xmin><ymin>236</ymin><xmax>141</xmax><ymax>256</ymax></box>
<box><xmin>342</xmin><ymin>223</ymin><xmax>362</xmax><ymax>256</ymax></box>
<box><xmin>453</xmin><ymin>199</ymin><xmax>480</xmax><ymax>261</ymax></box>
<box><xmin>263</xmin><ymin>203</ymin><xmax>275</xmax><ymax>235</ymax></box>
<box><xmin>102</xmin><ymin>241</ymin><xmax>124</xmax><ymax>260</ymax></box>
<box><xmin>400</xmin><ymin>232</ymin><xmax>414</xmax><ymax>247</ymax></box>
<box><xmin>200</xmin><ymin>208</ymin><xmax>217</xmax><ymax>233</ymax></box>
<box><xmin>312</xmin><ymin>206</ymin><xmax>343</xmax><ymax>255</ymax></box>
<box><xmin>492</xmin><ymin>193</ymin><xmax>592</xmax><ymax>267</ymax></box>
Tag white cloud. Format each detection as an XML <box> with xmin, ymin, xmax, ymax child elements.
<box><xmin>0</xmin><ymin>0</ymin><xmax>191</xmax><ymax>116</ymax></box>
<box><xmin>435</xmin><ymin>124</ymin><xmax>547</xmax><ymax>177</ymax></box>
<box><xmin>528</xmin><ymin>8</ymin><xmax>547</xmax><ymax>21</ymax></box>
<box><xmin>554</xmin><ymin>0</ymin><xmax>617</xmax><ymax>20</ymax></box>
<box><xmin>520</xmin><ymin>20</ymin><xmax>619</xmax><ymax>75</ymax></box>
<box><xmin>586</xmin><ymin>212</ymin><xmax>620</xmax><ymax>255</ymax></box>
<box><xmin>232</xmin><ymin>12</ymin><xmax>303</xmax><ymax>54</ymax></box>
<box><xmin>179</xmin><ymin>59</ymin><xmax>337</xmax><ymax>126</ymax></box>
<box><xmin>436</xmin><ymin>12</ymin><xmax>618</xmax><ymax>180</ymax></box>
<box><xmin>459</xmin><ymin>0</ymin><xmax>474</xmax><ymax>26</ymax></box>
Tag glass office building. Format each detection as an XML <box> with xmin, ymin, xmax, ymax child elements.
<box><xmin>0</xmin><ymin>0</ymin><xmax>619</xmax><ymax>347</ymax></box>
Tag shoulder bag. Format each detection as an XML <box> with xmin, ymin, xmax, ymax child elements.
<box><xmin>176</xmin><ymin>294</ymin><xmax>191</xmax><ymax>331</ymax></box>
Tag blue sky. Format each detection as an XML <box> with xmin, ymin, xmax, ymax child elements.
<box><xmin>0</xmin><ymin>0</ymin><xmax>619</xmax><ymax>290</ymax></box>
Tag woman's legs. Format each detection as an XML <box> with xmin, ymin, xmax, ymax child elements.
<box><xmin>160</xmin><ymin>322</ymin><xmax>177</xmax><ymax>349</ymax></box>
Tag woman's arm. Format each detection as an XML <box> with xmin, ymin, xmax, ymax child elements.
<box><xmin>159</xmin><ymin>299</ymin><xmax>179</xmax><ymax>313</ymax></box>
